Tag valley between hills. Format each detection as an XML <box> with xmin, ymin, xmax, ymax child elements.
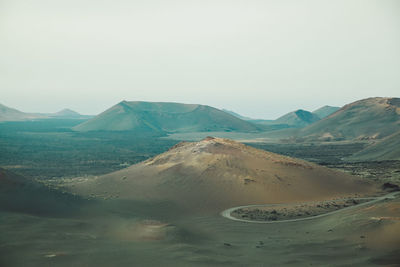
<box><xmin>0</xmin><ymin>97</ymin><xmax>399</xmax><ymax>266</ymax></box>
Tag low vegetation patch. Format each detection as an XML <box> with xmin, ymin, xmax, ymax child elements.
<box><xmin>231</xmin><ymin>198</ymin><xmax>371</xmax><ymax>221</ymax></box>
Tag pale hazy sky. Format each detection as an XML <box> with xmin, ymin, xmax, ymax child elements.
<box><xmin>1</xmin><ymin>0</ymin><xmax>399</xmax><ymax>119</ymax></box>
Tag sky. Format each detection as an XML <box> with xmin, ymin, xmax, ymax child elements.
<box><xmin>1</xmin><ymin>0</ymin><xmax>399</xmax><ymax>119</ymax></box>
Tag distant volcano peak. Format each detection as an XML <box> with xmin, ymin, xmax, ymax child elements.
<box><xmin>73</xmin><ymin>101</ymin><xmax>261</xmax><ymax>133</ymax></box>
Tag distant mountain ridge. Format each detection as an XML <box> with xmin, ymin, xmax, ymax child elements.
<box><xmin>223</xmin><ymin>108</ymin><xmax>324</xmax><ymax>128</ymax></box>
<box><xmin>43</xmin><ymin>108</ymin><xmax>92</xmax><ymax>119</ymax></box>
<box><xmin>299</xmin><ymin>97</ymin><xmax>400</xmax><ymax>140</ymax></box>
<box><xmin>48</xmin><ymin>108</ymin><xmax>82</xmax><ymax>118</ymax></box>
<box><xmin>4</xmin><ymin>98</ymin><xmax>398</xmax><ymax>141</ymax></box>
<box><xmin>73</xmin><ymin>101</ymin><xmax>262</xmax><ymax>133</ymax></box>
<box><xmin>0</xmin><ymin>103</ymin><xmax>90</xmax><ymax>121</ymax></box>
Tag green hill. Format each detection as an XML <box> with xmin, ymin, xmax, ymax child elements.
<box><xmin>73</xmin><ymin>101</ymin><xmax>261</xmax><ymax>133</ymax></box>
<box><xmin>312</xmin><ymin>105</ymin><xmax>340</xmax><ymax>118</ymax></box>
<box><xmin>273</xmin><ymin>109</ymin><xmax>320</xmax><ymax>128</ymax></box>
<box><xmin>299</xmin><ymin>97</ymin><xmax>400</xmax><ymax>140</ymax></box>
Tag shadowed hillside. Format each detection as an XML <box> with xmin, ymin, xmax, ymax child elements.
<box><xmin>347</xmin><ymin>131</ymin><xmax>400</xmax><ymax>161</ymax></box>
<box><xmin>73</xmin><ymin>101</ymin><xmax>261</xmax><ymax>133</ymax></box>
<box><xmin>0</xmin><ymin>168</ymin><xmax>83</xmax><ymax>216</ymax></box>
<box><xmin>299</xmin><ymin>97</ymin><xmax>400</xmax><ymax>140</ymax></box>
<box><xmin>70</xmin><ymin>137</ymin><xmax>377</xmax><ymax>213</ymax></box>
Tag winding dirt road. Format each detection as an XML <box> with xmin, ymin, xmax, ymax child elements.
<box><xmin>221</xmin><ymin>192</ymin><xmax>399</xmax><ymax>224</ymax></box>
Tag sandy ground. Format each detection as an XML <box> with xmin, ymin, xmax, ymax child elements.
<box><xmin>1</xmin><ymin>192</ymin><xmax>399</xmax><ymax>266</ymax></box>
